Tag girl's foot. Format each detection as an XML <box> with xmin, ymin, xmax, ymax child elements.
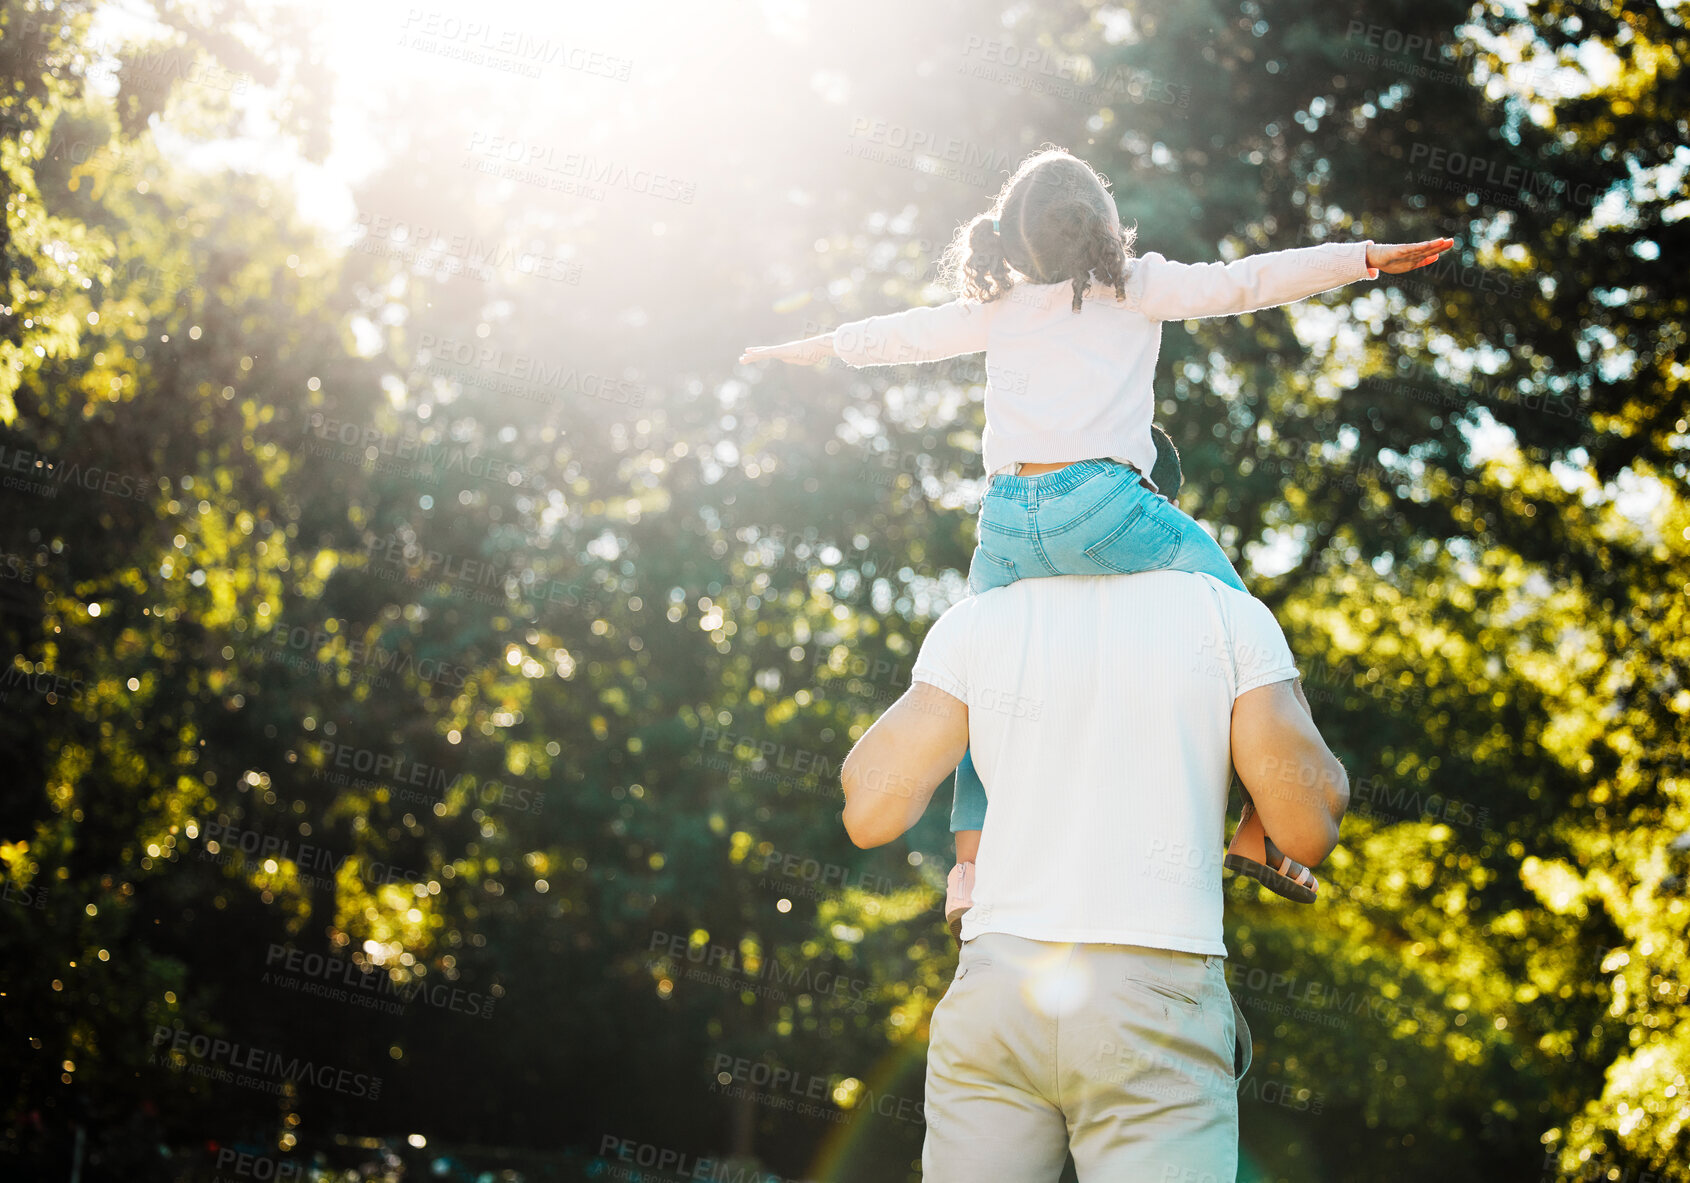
<box><xmin>945</xmin><ymin>861</ymin><xmax>975</xmax><ymax>948</ymax></box>
<box><xmin>1224</xmin><ymin>798</ymin><xmax>1319</xmax><ymax>903</ymax></box>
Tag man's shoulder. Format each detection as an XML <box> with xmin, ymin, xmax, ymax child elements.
<box><xmin>971</xmin><ymin>571</ymin><xmax>1281</xmax><ymax>636</ymax></box>
<box><xmin>974</xmin><ymin>569</ymin><xmax>1248</xmax><ymax>602</ymax></box>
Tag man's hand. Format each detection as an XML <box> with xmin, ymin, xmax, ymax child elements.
<box><xmin>1364</xmin><ymin>237</ymin><xmax>1456</xmax><ymax>274</ymax></box>
<box><xmin>739</xmin><ymin>332</ymin><xmax>838</xmax><ymax>366</ymax></box>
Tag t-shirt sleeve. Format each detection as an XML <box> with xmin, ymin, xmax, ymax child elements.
<box><xmin>833</xmin><ymin>298</ymin><xmax>994</xmax><ymax>367</ymax></box>
<box><xmin>1229</xmin><ymin>591</ymin><xmax>1301</xmax><ymax>698</ymax></box>
<box><xmin>911</xmin><ymin>600</ymin><xmax>972</xmax><ymax>702</ymax></box>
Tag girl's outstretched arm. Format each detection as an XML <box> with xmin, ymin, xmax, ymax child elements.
<box><xmin>744</xmin><ymin>295</ymin><xmax>997</xmax><ymax>370</ymax></box>
<box><xmin>739</xmin><ymin>332</ymin><xmax>838</xmax><ymax>366</ymax></box>
<box><xmin>1128</xmin><ymin>237</ymin><xmax>1455</xmax><ymax>322</ymax></box>
<box><xmin>1365</xmin><ymin>238</ymin><xmax>1457</xmax><ymax>273</ymax></box>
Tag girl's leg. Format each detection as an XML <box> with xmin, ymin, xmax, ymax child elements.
<box><xmin>946</xmin><ymin>752</ymin><xmax>986</xmax><ymax>945</ymax></box>
<box><xmin>1139</xmin><ymin>495</ymin><xmax>1248</xmax><ymax>592</ymax></box>
<box><xmin>954</xmin><ymin>829</ymin><xmax>981</xmax><ymax>863</ymax></box>
<box><xmin>951</xmin><ymin>748</ymin><xmax>988</xmax><ymax>834</ymax></box>
<box><xmin>1225</xmin><ymin>793</ymin><xmax>1319</xmax><ymax>902</ymax></box>
<box><xmin>947</xmin><ymin>498</ymin><xmax>1036</xmax><ymax>945</ymax></box>
<box><xmin>947</xmin><ymin>505</ymin><xmax>1025</xmax><ymax>946</ymax></box>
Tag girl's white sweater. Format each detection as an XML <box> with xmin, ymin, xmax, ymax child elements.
<box><xmin>832</xmin><ymin>240</ymin><xmax>1376</xmax><ymax>479</ymax></box>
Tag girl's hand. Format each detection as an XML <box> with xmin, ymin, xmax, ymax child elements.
<box><xmin>738</xmin><ymin>333</ymin><xmax>837</xmax><ymax>366</ymax></box>
<box><xmin>1365</xmin><ymin>237</ymin><xmax>1456</xmax><ymax>274</ymax></box>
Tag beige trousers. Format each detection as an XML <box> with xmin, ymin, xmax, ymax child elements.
<box><xmin>922</xmin><ymin>933</ymin><xmax>1251</xmax><ymax>1183</ymax></box>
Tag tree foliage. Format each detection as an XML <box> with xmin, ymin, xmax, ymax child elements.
<box><xmin>0</xmin><ymin>0</ymin><xmax>1685</xmax><ymax>1180</ymax></box>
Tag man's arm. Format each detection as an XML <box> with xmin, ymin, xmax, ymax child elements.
<box><xmin>840</xmin><ymin>682</ymin><xmax>970</xmax><ymax>848</ymax></box>
<box><xmin>1230</xmin><ymin>677</ymin><xmax>1349</xmax><ymax>868</ymax></box>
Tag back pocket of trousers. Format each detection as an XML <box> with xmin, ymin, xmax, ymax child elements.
<box><xmin>1126</xmin><ymin>976</ymin><xmax>1202</xmax><ymax>1009</ymax></box>
<box><xmin>1084</xmin><ymin>507</ymin><xmax>1181</xmax><ymax>574</ymax></box>
<box><xmin>969</xmin><ymin>546</ymin><xmax>1018</xmax><ymax>589</ymax></box>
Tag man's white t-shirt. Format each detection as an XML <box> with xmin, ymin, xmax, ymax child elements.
<box><xmin>912</xmin><ymin>570</ymin><xmax>1300</xmax><ymax>955</ymax></box>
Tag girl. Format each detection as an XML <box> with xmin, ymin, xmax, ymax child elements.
<box><xmin>740</xmin><ymin>146</ymin><xmax>1452</xmax><ymax>940</ymax></box>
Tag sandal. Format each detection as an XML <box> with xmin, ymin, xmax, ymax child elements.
<box><xmin>1224</xmin><ymin>796</ymin><xmax>1320</xmax><ymax>903</ymax></box>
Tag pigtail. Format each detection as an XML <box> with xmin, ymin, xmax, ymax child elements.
<box><xmin>1054</xmin><ymin>197</ymin><xmax>1135</xmax><ymax>312</ymax></box>
<box><xmin>940</xmin><ymin>212</ymin><xmax>1015</xmax><ymax>304</ymax></box>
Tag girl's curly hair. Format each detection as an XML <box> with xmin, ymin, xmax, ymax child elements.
<box><xmin>939</xmin><ymin>146</ymin><xmax>1137</xmax><ymax>312</ymax></box>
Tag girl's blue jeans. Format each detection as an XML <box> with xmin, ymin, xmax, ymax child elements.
<box><xmin>950</xmin><ymin>458</ymin><xmax>1247</xmax><ymax>832</ymax></box>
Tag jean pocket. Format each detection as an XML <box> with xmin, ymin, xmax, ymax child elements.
<box><xmin>1125</xmin><ymin>976</ymin><xmax>1202</xmax><ymax>1009</ymax></box>
<box><xmin>968</xmin><ymin>546</ymin><xmax>1018</xmax><ymax>592</ymax></box>
<box><xmin>1083</xmin><ymin>503</ymin><xmax>1182</xmax><ymax>574</ymax></box>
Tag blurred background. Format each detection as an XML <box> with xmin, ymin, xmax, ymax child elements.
<box><xmin>0</xmin><ymin>0</ymin><xmax>1686</xmax><ymax>1179</ymax></box>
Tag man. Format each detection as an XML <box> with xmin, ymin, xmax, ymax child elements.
<box><xmin>840</xmin><ymin>569</ymin><xmax>1349</xmax><ymax>1180</ymax></box>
